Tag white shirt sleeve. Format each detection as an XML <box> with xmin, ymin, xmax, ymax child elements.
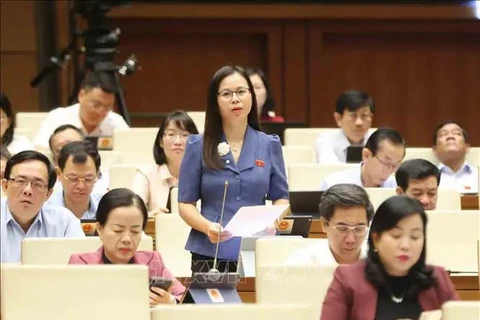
<box><xmin>33</xmin><ymin>109</ymin><xmax>62</xmax><ymax>150</ymax></box>
<box><xmin>315</xmin><ymin>133</ymin><xmax>341</xmax><ymax>164</ymax></box>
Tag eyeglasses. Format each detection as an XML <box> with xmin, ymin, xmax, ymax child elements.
<box><xmin>374</xmin><ymin>155</ymin><xmax>401</xmax><ymax>171</ymax></box>
<box><xmin>63</xmin><ymin>175</ymin><xmax>97</xmax><ymax>185</ymax></box>
<box><xmin>163</xmin><ymin>133</ymin><xmax>189</xmax><ymax>142</ymax></box>
<box><xmin>217</xmin><ymin>87</ymin><xmax>250</xmax><ymax>101</ymax></box>
<box><xmin>325</xmin><ymin>221</ymin><xmax>368</xmax><ymax>235</ymax></box>
<box><xmin>8</xmin><ymin>177</ymin><xmax>48</xmax><ymax>192</ymax></box>
<box><xmin>89</xmin><ymin>100</ymin><xmax>113</xmax><ymax>113</ymax></box>
<box><xmin>345</xmin><ymin>112</ymin><xmax>373</xmax><ymax>122</ymax></box>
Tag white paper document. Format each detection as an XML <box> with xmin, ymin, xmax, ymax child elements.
<box><xmin>224</xmin><ymin>204</ymin><xmax>290</xmax><ymax>237</ymax></box>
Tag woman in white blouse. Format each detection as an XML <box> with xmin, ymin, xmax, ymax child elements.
<box><xmin>132</xmin><ymin>110</ymin><xmax>199</xmax><ymax>214</ymax></box>
<box><xmin>1</xmin><ymin>93</ymin><xmax>34</xmax><ymax>155</ymax></box>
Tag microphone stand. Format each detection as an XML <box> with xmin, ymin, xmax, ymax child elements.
<box><xmin>211</xmin><ymin>180</ymin><xmax>229</xmax><ymax>273</ymax></box>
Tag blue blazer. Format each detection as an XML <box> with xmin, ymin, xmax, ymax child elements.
<box><xmin>178</xmin><ymin>126</ymin><xmax>289</xmax><ymax>260</ymax></box>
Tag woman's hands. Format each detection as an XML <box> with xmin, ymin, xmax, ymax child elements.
<box><xmin>206</xmin><ymin>222</ymin><xmax>233</xmax><ymax>243</ymax></box>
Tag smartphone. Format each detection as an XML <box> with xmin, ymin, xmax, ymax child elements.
<box><xmin>149</xmin><ymin>277</ymin><xmax>173</xmax><ymax>292</ymax></box>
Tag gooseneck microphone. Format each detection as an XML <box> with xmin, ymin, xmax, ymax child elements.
<box><xmin>211</xmin><ymin>180</ymin><xmax>229</xmax><ymax>272</ymax></box>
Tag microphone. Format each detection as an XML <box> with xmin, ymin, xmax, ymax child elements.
<box><xmin>210</xmin><ymin>180</ymin><xmax>229</xmax><ymax>273</ymax></box>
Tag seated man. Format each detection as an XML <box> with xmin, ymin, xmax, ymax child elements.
<box><xmin>46</xmin><ymin>141</ymin><xmax>104</xmax><ymax>219</ymax></box>
<box><xmin>433</xmin><ymin>120</ymin><xmax>478</xmax><ymax>194</ymax></box>
<box><xmin>34</xmin><ymin>71</ymin><xmax>129</xmax><ymax>150</ymax></box>
<box><xmin>315</xmin><ymin>90</ymin><xmax>375</xmax><ymax>163</ymax></box>
<box><xmin>320</xmin><ymin>128</ymin><xmax>405</xmax><ymax>191</ymax></box>
<box><xmin>49</xmin><ymin>125</ymin><xmax>109</xmax><ymax>193</ymax></box>
<box><xmin>49</xmin><ymin>124</ymin><xmax>85</xmax><ymax>166</ymax></box>
<box><xmin>1</xmin><ymin>150</ymin><xmax>85</xmax><ymax>263</ymax></box>
<box><xmin>288</xmin><ymin>184</ymin><xmax>374</xmax><ymax>265</ymax></box>
<box><xmin>395</xmin><ymin>159</ymin><xmax>440</xmax><ymax>210</ymax></box>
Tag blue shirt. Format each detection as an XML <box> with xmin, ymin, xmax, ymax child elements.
<box><xmin>178</xmin><ymin>126</ymin><xmax>289</xmax><ymax>260</ymax></box>
<box><xmin>45</xmin><ymin>188</ymin><xmax>104</xmax><ymax>219</ymax></box>
<box><xmin>0</xmin><ymin>199</ymin><xmax>86</xmax><ymax>263</ymax></box>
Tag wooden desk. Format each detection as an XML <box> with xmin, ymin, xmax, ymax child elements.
<box><xmin>179</xmin><ymin>275</ymin><xmax>479</xmax><ymax>303</ymax></box>
<box><xmin>461</xmin><ymin>195</ymin><xmax>479</xmax><ymax>210</ymax></box>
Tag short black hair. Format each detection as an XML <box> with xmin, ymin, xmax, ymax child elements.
<box><xmin>335</xmin><ymin>90</ymin><xmax>375</xmax><ymax>114</ymax></box>
<box><xmin>395</xmin><ymin>159</ymin><xmax>441</xmax><ymax>192</ymax></box>
<box><xmin>319</xmin><ymin>184</ymin><xmax>375</xmax><ymax>223</ymax></box>
<box><xmin>81</xmin><ymin>71</ymin><xmax>118</xmax><ymax>95</ymax></box>
<box><xmin>366</xmin><ymin>196</ymin><xmax>435</xmax><ymax>297</ymax></box>
<box><xmin>153</xmin><ymin>111</ymin><xmax>199</xmax><ymax>165</ymax></box>
<box><xmin>0</xmin><ymin>92</ymin><xmax>14</xmax><ymax>146</ymax></box>
<box><xmin>1</xmin><ymin>145</ymin><xmax>12</xmax><ymax>161</ymax></box>
<box><xmin>96</xmin><ymin>188</ymin><xmax>149</xmax><ymax>230</ymax></box>
<box><xmin>57</xmin><ymin>140</ymin><xmax>101</xmax><ymax>172</ymax></box>
<box><xmin>48</xmin><ymin>124</ymin><xmax>85</xmax><ymax>152</ymax></box>
<box><xmin>4</xmin><ymin>150</ymin><xmax>57</xmax><ymax>189</ymax></box>
<box><xmin>244</xmin><ymin>67</ymin><xmax>276</xmax><ymax>117</ymax></box>
<box><xmin>433</xmin><ymin>120</ymin><xmax>469</xmax><ymax>145</ymax></box>
<box><xmin>365</xmin><ymin>128</ymin><xmax>405</xmax><ymax>156</ymax></box>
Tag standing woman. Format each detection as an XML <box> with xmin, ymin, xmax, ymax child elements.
<box><xmin>132</xmin><ymin>111</ymin><xmax>198</xmax><ymax>214</ymax></box>
<box><xmin>320</xmin><ymin>195</ymin><xmax>459</xmax><ymax>320</ymax></box>
<box><xmin>178</xmin><ymin>65</ymin><xmax>289</xmax><ymax>273</ymax></box>
<box><xmin>0</xmin><ymin>92</ymin><xmax>34</xmax><ymax>154</ymax></box>
<box><xmin>244</xmin><ymin>68</ymin><xmax>284</xmax><ymax>123</ymax></box>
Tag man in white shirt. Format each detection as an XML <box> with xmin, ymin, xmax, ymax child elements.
<box><xmin>316</xmin><ymin>90</ymin><xmax>375</xmax><ymax>163</ymax></box>
<box><xmin>1</xmin><ymin>150</ymin><xmax>85</xmax><ymax>262</ymax></box>
<box><xmin>320</xmin><ymin>128</ymin><xmax>405</xmax><ymax>191</ymax></box>
<box><xmin>34</xmin><ymin>71</ymin><xmax>129</xmax><ymax>150</ymax></box>
<box><xmin>395</xmin><ymin>159</ymin><xmax>440</xmax><ymax>210</ymax></box>
<box><xmin>433</xmin><ymin>121</ymin><xmax>478</xmax><ymax>194</ymax></box>
<box><xmin>288</xmin><ymin>184</ymin><xmax>374</xmax><ymax>265</ymax></box>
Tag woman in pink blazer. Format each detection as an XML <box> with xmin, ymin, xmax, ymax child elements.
<box><xmin>320</xmin><ymin>195</ymin><xmax>459</xmax><ymax>320</ymax></box>
<box><xmin>69</xmin><ymin>188</ymin><xmax>185</xmax><ymax>305</ymax></box>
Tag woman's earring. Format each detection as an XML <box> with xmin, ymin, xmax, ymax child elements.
<box><xmin>374</xmin><ymin>248</ymin><xmax>378</xmax><ymax>253</ymax></box>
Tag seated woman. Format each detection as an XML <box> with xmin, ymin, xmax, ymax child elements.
<box><xmin>1</xmin><ymin>92</ymin><xmax>34</xmax><ymax>154</ymax></box>
<box><xmin>68</xmin><ymin>188</ymin><xmax>186</xmax><ymax>305</ymax></box>
<box><xmin>132</xmin><ymin>111</ymin><xmax>198</xmax><ymax>214</ymax></box>
<box><xmin>244</xmin><ymin>68</ymin><xmax>284</xmax><ymax>123</ymax></box>
<box><xmin>320</xmin><ymin>195</ymin><xmax>458</xmax><ymax>320</ymax></box>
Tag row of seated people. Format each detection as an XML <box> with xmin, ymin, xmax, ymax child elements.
<box><xmin>1</xmin><ymin>65</ymin><xmax>479</xmax><ymax>318</ymax></box>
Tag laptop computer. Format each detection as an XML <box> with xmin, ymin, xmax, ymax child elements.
<box><xmin>289</xmin><ymin>191</ymin><xmax>323</xmax><ymax>218</ymax></box>
<box><xmin>346</xmin><ymin>146</ymin><xmax>363</xmax><ymax>163</ymax></box>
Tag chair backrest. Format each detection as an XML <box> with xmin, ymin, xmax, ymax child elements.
<box><xmin>98</xmin><ymin>150</ymin><xmax>123</xmax><ymax>171</ymax></box>
<box><xmin>113</xmin><ymin>128</ymin><xmax>157</xmax><ymax>164</ymax></box>
<box><xmin>436</xmin><ymin>188</ymin><xmax>461</xmax><ymax>210</ymax></box>
<box><xmin>15</xmin><ymin>112</ymin><xmax>48</xmax><ymax>137</ymax></box>
<box><xmin>403</xmin><ymin>148</ymin><xmax>438</xmax><ymax>164</ymax></box>
<box><xmin>478</xmin><ymin>240</ymin><xmax>480</xmax><ymax>288</ymax></box>
<box><xmin>442</xmin><ymin>301</ymin><xmax>480</xmax><ymax>320</ymax></box>
<box><xmin>256</xmin><ymin>264</ymin><xmax>336</xmax><ymax>319</ymax></box>
<box><xmin>255</xmin><ymin>237</ymin><xmax>327</xmax><ymax>268</ymax></box>
<box><xmin>155</xmin><ymin>214</ymin><xmax>192</xmax><ymax>277</ymax></box>
<box><xmin>282</xmin><ymin>146</ymin><xmax>315</xmax><ymax>165</ymax></box>
<box><xmin>187</xmin><ymin>111</ymin><xmax>206</xmax><ymax>133</ymax></box>
<box><xmin>109</xmin><ymin>164</ymin><xmax>140</xmax><ymax>189</ymax></box>
<box><xmin>1</xmin><ymin>264</ymin><xmax>150</xmax><ymax>320</ymax></box>
<box><xmin>364</xmin><ymin>188</ymin><xmax>396</xmax><ymax>211</ymax></box>
<box><xmin>151</xmin><ymin>304</ymin><xmax>315</xmax><ymax>320</ymax></box>
<box><xmin>170</xmin><ymin>187</ymin><xmax>179</xmax><ymax>214</ymax></box>
<box><xmin>467</xmin><ymin>147</ymin><xmax>480</xmax><ymax>167</ymax></box>
<box><xmin>21</xmin><ymin>236</ymin><xmax>153</xmax><ymax>264</ymax></box>
<box><xmin>14</xmin><ymin>127</ymin><xmax>33</xmax><ymax>140</ymax></box>
<box><xmin>288</xmin><ymin>163</ymin><xmax>356</xmax><ymax>191</ymax></box>
<box><xmin>426</xmin><ymin>210</ymin><xmax>480</xmax><ymax>272</ymax></box>
<box><xmin>284</xmin><ymin>128</ymin><xmax>337</xmax><ymax>147</ymax></box>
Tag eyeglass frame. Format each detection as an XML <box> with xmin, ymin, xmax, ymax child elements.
<box><xmin>62</xmin><ymin>174</ymin><xmax>98</xmax><ymax>185</ymax></box>
<box><xmin>163</xmin><ymin>132</ymin><xmax>190</xmax><ymax>142</ymax></box>
<box><xmin>374</xmin><ymin>155</ymin><xmax>401</xmax><ymax>171</ymax></box>
<box><xmin>344</xmin><ymin>111</ymin><xmax>373</xmax><ymax>122</ymax></box>
<box><xmin>7</xmin><ymin>177</ymin><xmax>49</xmax><ymax>192</ymax></box>
<box><xmin>324</xmin><ymin>220</ymin><xmax>369</xmax><ymax>235</ymax></box>
<box><xmin>217</xmin><ymin>87</ymin><xmax>251</xmax><ymax>101</ymax></box>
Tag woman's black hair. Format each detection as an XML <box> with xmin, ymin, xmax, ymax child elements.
<box><xmin>96</xmin><ymin>188</ymin><xmax>149</xmax><ymax>230</ymax></box>
<box><xmin>1</xmin><ymin>92</ymin><xmax>14</xmax><ymax>146</ymax></box>
<box><xmin>365</xmin><ymin>195</ymin><xmax>436</xmax><ymax>297</ymax></box>
<box><xmin>153</xmin><ymin>110</ymin><xmax>199</xmax><ymax>165</ymax></box>
<box><xmin>203</xmin><ymin>65</ymin><xmax>260</xmax><ymax>170</ymax></box>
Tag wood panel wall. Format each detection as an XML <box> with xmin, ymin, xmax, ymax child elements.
<box><xmin>0</xmin><ymin>1</ymin><xmax>39</xmax><ymax>112</ymax></box>
<box><xmin>53</xmin><ymin>3</ymin><xmax>480</xmax><ymax>146</ymax></box>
